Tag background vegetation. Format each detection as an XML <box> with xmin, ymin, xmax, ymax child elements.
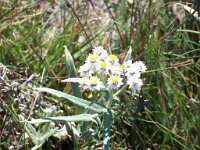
<box><xmin>0</xmin><ymin>0</ymin><xmax>200</xmax><ymax>149</ymax></box>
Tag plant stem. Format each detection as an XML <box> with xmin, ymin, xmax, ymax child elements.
<box><xmin>107</xmin><ymin>89</ymin><xmax>113</xmax><ymax>108</ymax></box>
<box><xmin>114</xmin><ymin>84</ymin><xmax>128</xmax><ymax>97</ymax></box>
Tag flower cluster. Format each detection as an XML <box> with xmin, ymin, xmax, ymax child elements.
<box><xmin>78</xmin><ymin>46</ymin><xmax>147</xmax><ymax>92</ymax></box>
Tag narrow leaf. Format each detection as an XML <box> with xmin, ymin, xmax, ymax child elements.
<box><xmin>62</xmin><ymin>78</ymin><xmax>80</xmax><ymax>83</ymax></box>
<box><xmin>36</xmin><ymin>87</ymin><xmax>106</xmax><ymax>113</ymax></box>
<box><xmin>24</xmin><ymin>123</ymin><xmax>39</xmax><ymax>145</ymax></box>
<box><xmin>103</xmin><ymin>109</ymin><xmax>113</xmax><ymax>150</ymax></box>
<box><xmin>123</xmin><ymin>46</ymin><xmax>132</xmax><ymax>63</ymax></box>
<box><xmin>28</xmin><ymin>114</ymin><xmax>98</xmax><ymax>124</ymax></box>
<box><xmin>64</xmin><ymin>46</ymin><xmax>82</xmax><ymax>98</ymax></box>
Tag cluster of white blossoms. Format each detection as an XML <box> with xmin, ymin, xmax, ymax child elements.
<box><xmin>78</xmin><ymin>46</ymin><xmax>147</xmax><ymax>92</ymax></box>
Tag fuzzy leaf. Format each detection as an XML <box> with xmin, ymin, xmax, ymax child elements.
<box><xmin>28</xmin><ymin>114</ymin><xmax>99</xmax><ymax>124</ymax></box>
<box><xmin>36</xmin><ymin>87</ymin><xmax>106</xmax><ymax>113</ymax></box>
<box><xmin>123</xmin><ymin>46</ymin><xmax>132</xmax><ymax>63</ymax></box>
<box><xmin>62</xmin><ymin>78</ymin><xmax>80</xmax><ymax>83</ymax></box>
<box><xmin>64</xmin><ymin>46</ymin><xmax>82</xmax><ymax>98</ymax></box>
<box><xmin>24</xmin><ymin>123</ymin><xmax>39</xmax><ymax>145</ymax></box>
<box><xmin>103</xmin><ymin>109</ymin><xmax>113</xmax><ymax>150</ymax></box>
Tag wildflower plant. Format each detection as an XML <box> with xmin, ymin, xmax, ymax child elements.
<box><xmin>77</xmin><ymin>46</ymin><xmax>146</xmax><ymax>93</ymax></box>
<box><xmin>33</xmin><ymin>46</ymin><xmax>147</xmax><ymax>150</ymax></box>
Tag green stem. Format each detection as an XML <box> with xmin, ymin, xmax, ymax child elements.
<box><xmin>107</xmin><ymin>89</ymin><xmax>113</xmax><ymax>108</ymax></box>
<box><xmin>114</xmin><ymin>84</ymin><xmax>128</xmax><ymax>97</ymax></box>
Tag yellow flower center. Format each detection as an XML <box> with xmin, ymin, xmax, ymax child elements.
<box><xmin>100</xmin><ymin>61</ymin><xmax>106</xmax><ymax>68</ymax></box>
<box><xmin>90</xmin><ymin>54</ymin><xmax>98</xmax><ymax>62</ymax></box>
<box><xmin>109</xmin><ymin>54</ymin><xmax>117</xmax><ymax>61</ymax></box>
<box><xmin>110</xmin><ymin>75</ymin><xmax>119</xmax><ymax>84</ymax></box>
<box><xmin>89</xmin><ymin>76</ymin><xmax>98</xmax><ymax>84</ymax></box>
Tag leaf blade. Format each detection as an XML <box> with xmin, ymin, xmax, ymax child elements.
<box><xmin>28</xmin><ymin>114</ymin><xmax>98</xmax><ymax>124</ymax></box>
<box><xmin>36</xmin><ymin>87</ymin><xmax>106</xmax><ymax>113</ymax></box>
<box><xmin>64</xmin><ymin>46</ymin><xmax>82</xmax><ymax>98</ymax></box>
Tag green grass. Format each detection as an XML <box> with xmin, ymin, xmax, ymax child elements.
<box><xmin>0</xmin><ymin>0</ymin><xmax>200</xmax><ymax>149</ymax></box>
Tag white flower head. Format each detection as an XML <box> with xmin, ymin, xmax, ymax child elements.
<box><xmin>79</xmin><ymin>77</ymin><xmax>90</xmax><ymax>90</ymax></box>
<box><xmin>123</xmin><ymin>60</ymin><xmax>133</xmax><ymax>73</ymax></box>
<box><xmin>78</xmin><ymin>63</ymin><xmax>93</xmax><ymax>77</ymax></box>
<box><xmin>133</xmin><ymin>61</ymin><xmax>147</xmax><ymax>73</ymax></box>
<box><xmin>88</xmin><ymin>76</ymin><xmax>104</xmax><ymax>91</ymax></box>
<box><xmin>127</xmin><ymin>77</ymin><xmax>143</xmax><ymax>92</ymax></box>
<box><xmin>108</xmin><ymin>54</ymin><xmax>119</xmax><ymax>64</ymax></box>
<box><xmin>97</xmin><ymin>61</ymin><xmax>109</xmax><ymax>75</ymax></box>
<box><xmin>92</xmin><ymin>46</ymin><xmax>108</xmax><ymax>60</ymax></box>
<box><xmin>86</xmin><ymin>53</ymin><xmax>99</xmax><ymax>71</ymax></box>
<box><xmin>125</xmin><ymin>63</ymin><xmax>141</xmax><ymax>78</ymax></box>
<box><xmin>107</xmin><ymin>75</ymin><xmax>123</xmax><ymax>89</ymax></box>
<box><xmin>106</xmin><ymin>54</ymin><xmax>120</xmax><ymax>71</ymax></box>
<box><xmin>111</xmin><ymin>64</ymin><xmax>124</xmax><ymax>76</ymax></box>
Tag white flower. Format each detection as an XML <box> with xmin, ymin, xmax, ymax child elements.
<box><xmin>123</xmin><ymin>60</ymin><xmax>133</xmax><ymax>73</ymax></box>
<box><xmin>78</xmin><ymin>63</ymin><xmax>93</xmax><ymax>77</ymax></box>
<box><xmin>125</xmin><ymin>63</ymin><xmax>141</xmax><ymax>78</ymax></box>
<box><xmin>85</xmin><ymin>53</ymin><xmax>99</xmax><ymax>71</ymax></box>
<box><xmin>66</xmin><ymin>45</ymin><xmax>147</xmax><ymax>94</ymax></box>
<box><xmin>127</xmin><ymin>77</ymin><xmax>143</xmax><ymax>91</ymax></box>
<box><xmin>88</xmin><ymin>76</ymin><xmax>104</xmax><ymax>91</ymax></box>
<box><xmin>107</xmin><ymin>75</ymin><xmax>123</xmax><ymax>89</ymax></box>
<box><xmin>133</xmin><ymin>61</ymin><xmax>147</xmax><ymax>73</ymax></box>
<box><xmin>108</xmin><ymin>54</ymin><xmax>119</xmax><ymax>64</ymax></box>
<box><xmin>79</xmin><ymin>77</ymin><xmax>90</xmax><ymax>90</ymax></box>
<box><xmin>111</xmin><ymin>64</ymin><xmax>124</xmax><ymax>76</ymax></box>
<box><xmin>92</xmin><ymin>46</ymin><xmax>108</xmax><ymax>60</ymax></box>
<box><xmin>97</xmin><ymin>61</ymin><xmax>109</xmax><ymax>75</ymax></box>
<box><xmin>106</xmin><ymin>54</ymin><xmax>119</xmax><ymax>70</ymax></box>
